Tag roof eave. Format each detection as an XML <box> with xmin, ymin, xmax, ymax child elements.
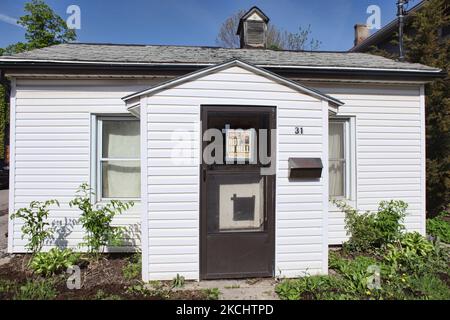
<box><xmin>0</xmin><ymin>60</ymin><xmax>444</xmax><ymax>80</ymax></box>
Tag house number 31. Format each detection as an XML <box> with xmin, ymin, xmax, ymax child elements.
<box><xmin>295</xmin><ymin>127</ymin><xmax>304</xmax><ymax>135</ymax></box>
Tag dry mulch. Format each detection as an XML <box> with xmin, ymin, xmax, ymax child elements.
<box><xmin>0</xmin><ymin>254</ymin><xmax>206</xmax><ymax>300</ymax></box>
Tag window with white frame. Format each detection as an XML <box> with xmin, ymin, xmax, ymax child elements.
<box><xmin>96</xmin><ymin>116</ymin><xmax>140</xmax><ymax>201</ymax></box>
<box><xmin>329</xmin><ymin>119</ymin><xmax>351</xmax><ymax>199</ymax></box>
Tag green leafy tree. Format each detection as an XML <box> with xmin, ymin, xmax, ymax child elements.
<box><xmin>368</xmin><ymin>0</ymin><xmax>449</xmax><ymax>216</ymax></box>
<box><xmin>0</xmin><ymin>0</ymin><xmax>77</xmax><ymax>160</ymax></box>
<box><xmin>18</xmin><ymin>0</ymin><xmax>76</xmax><ymax>51</ymax></box>
<box><xmin>403</xmin><ymin>0</ymin><xmax>449</xmax><ymax>216</ymax></box>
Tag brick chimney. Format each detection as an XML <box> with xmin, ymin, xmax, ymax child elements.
<box><xmin>354</xmin><ymin>24</ymin><xmax>369</xmax><ymax>46</ymax></box>
<box><xmin>237</xmin><ymin>7</ymin><xmax>270</xmax><ymax>49</ymax></box>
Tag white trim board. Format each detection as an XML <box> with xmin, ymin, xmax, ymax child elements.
<box><xmin>7</xmin><ymin>78</ymin><xmax>16</xmax><ymax>253</ymax></box>
<box><xmin>122</xmin><ymin>59</ymin><xmax>344</xmax><ymax>108</ymax></box>
<box><xmin>139</xmin><ymin>96</ymin><xmax>149</xmax><ymax>282</ymax></box>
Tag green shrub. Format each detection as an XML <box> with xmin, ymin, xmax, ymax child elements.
<box><xmin>10</xmin><ymin>200</ymin><xmax>59</xmax><ymax>255</ymax></box>
<box><xmin>335</xmin><ymin>200</ymin><xmax>407</xmax><ymax>252</ymax></box>
<box><xmin>30</xmin><ymin>248</ymin><xmax>80</xmax><ymax>277</ymax></box>
<box><xmin>375</xmin><ymin>200</ymin><xmax>408</xmax><ymax>244</ymax></box>
<box><xmin>69</xmin><ymin>183</ymin><xmax>134</xmax><ymax>255</ymax></box>
<box><xmin>122</xmin><ymin>253</ymin><xmax>142</xmax><ymax>280</ymax></box>
<box><xmin>15</xmin><ymin>279</ymin><xmax>57</xmax><ymax>300</ymax></box>
<box><xmin>427</xmin><ymin>212</ymin><xmax>450</xmax><ymax>243</ymax></box>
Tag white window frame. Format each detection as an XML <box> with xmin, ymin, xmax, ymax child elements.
<box><xmin>92</xmin><ymin>115</ymin><xmax>141</xmax><ymax>203</ymax></box>
<box><xmin>329</xmin><ymin>117</ymin><xmax>356</xmax><ymax>202</ymax></box>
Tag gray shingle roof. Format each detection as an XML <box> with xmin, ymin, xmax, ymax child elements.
<box><xmin>0</xmin><ymin>43</ymin><xmax>440</xmax><ymax>72</ymax></box>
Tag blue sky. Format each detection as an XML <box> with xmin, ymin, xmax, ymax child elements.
<box><xmin>0</xmin><ymin>0</ymin><xmax>421</xmax><ymax>51</ymax></box>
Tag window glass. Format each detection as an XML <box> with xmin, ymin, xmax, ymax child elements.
<box><xmin>329</xmin><ymin>121</ymin><xmax>345</xmax><ymax>198</ymax></box>
<box><xmin>101</xmin><ymin>160</ymin><xmax>140</xmax><ymax>199</ymax></box>
<box><xmin>98</xmin><ymin>118</ymin><xmax>140</xmax><ymax>199</ymax></box>
<box><xmin>102</xmin><ymin>120</ymin><xmax>140</xmax><ymax>158</ymax></box>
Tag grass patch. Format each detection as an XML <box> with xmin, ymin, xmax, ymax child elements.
<box><xmin>15</xmin><ymin>279</ymin><xmax>57</xmax><ymax>300</ymax></box>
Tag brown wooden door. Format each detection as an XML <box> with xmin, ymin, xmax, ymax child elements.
<box><xmin>200</xmin><ymin>106</ymin><xmax>276</xmax><ymax>279</ymax></box>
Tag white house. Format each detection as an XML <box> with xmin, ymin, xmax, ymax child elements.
<box><xmin>0</xmin><ymin>7</ymin><xmax>444</xmax><ymax>281</ymax></box>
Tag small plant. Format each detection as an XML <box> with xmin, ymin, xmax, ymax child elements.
<box><xmin>329</xmin><ymin>252</ymin><xmax>379</xmax><ymax>295</ymax></box>
<box><xmin>126</xmin><ymin>281</ymin><xmax>171</xmax><ymax>299</ymax></box>
<box><xmin>94</xmin><ymin>289</ymin><xmax>122</xmax><ymax>300</ymax></box>
<box><xmin>202</xmin><ymin>288</ymin><xmax>220</xmax><ymax>300</ymax></box>
<box><xmin>122</xmin><ymin>253</ymin><xmax>142</xmax><ymax>280</ymax></box>
<box><xmin>0</xmin><ymin>280</ymin><xmax>17</xmax><ymax>296</ymax></box>
<box><xmin>172</xmin><ymin>274</ymin><xmax>185</xmax><ymax>288</ymax></box>
<box><xmin>126</xmin><ymin>283</ymin><xmax>152</xmax><ymax>296</ymax></box>
<box><xmin>10</xmin><ymin>200</ymin><xmax>59</xmax><ymax>255</ymax></box>
<box><xmin>30</xmin><ymin>248</ymin><xmax>80</xmax><ymax>277</ymax></box>
<box><xmin>275</xmin><ymin>275</ymin><xmax>353</xmax><ymax>300</ymax></box>
<box><xmin>15</xmin><ymin>279</ymin><xmax>57</xmax><ymax>300</ymax></box>
<box><xmin>224</xmin><ymin>284</ymin><xmax>240</xmax><ymax>289</ymax></box>
<box><xmin>427</xmin><ymin>212</ymin><xmax>450</xmax><ymax>243</ymax></box>
<box><xmin>384</xmin><ymin>232</ymin><xmax>435</xmax><ymax>275</ymax></box>
<box><xmin>69</xmin><ymin>183</ymin><xmax>134</xmax><ymax>255</ymax></box>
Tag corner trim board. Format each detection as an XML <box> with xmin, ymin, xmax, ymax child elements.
<box><xmin>7</xmin><ymin>78</ymin><xmax>16</xmax><ymax>253</ymax></box>
<box><xmin>419</xmin><ymin>85</ymin><xmax>426</xmax><ymax>236</ymax></box>
<box><xmin>322</xmin><ymin>100</ymin><xmax>329</xmax><ymax>274</ymax></box>
<box><xmin>139</xmin><ymin>96</ymin><xmax>149</xmax><ymax>281</ymax></box>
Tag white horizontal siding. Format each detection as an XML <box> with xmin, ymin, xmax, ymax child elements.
<box><xmin>145</xmin><ymin>65</ymin><xmax>326</xmax><ymax>280</ymax></box>
<box><xmin>310</xmin><ymin>83</ymin><xmax>424</xmax><ymax>245</ymax></box>
<box><xmin>10</xmin><ymin>79</ymin><xmax>163</xmax><ymax>253</ymax></box>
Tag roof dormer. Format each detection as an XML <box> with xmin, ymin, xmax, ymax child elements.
<box><xmin>236</xmin><ymin>7</ymin><xmax>270</xmax><ymax>49</ymax></box>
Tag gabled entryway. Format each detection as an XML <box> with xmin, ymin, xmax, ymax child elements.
<box><xmin>123</xmin><ymin>59</ymin><xmax>342</xmax><ymax>281</ymax></box>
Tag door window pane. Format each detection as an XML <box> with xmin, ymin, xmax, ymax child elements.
<box><xmin>207</xmin><ymin>173</ymin><xmax>265</xmax><ymax>233</ymax></box>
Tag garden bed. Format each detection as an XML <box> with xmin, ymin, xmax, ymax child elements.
<box><xmin>0</xmin><ymin>254</ymin><xmax>211</xmax><ymax>300</ymax></box>
<box><xmin>276</xmin><ymin>202</ymin><xmax>450</xmax><ymax>301</ymax></box>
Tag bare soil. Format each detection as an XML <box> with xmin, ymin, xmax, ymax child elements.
<box><xmin>0</xmin><ymin>254</ymin><xmax>206</xmax><ymax>300</ymax></box>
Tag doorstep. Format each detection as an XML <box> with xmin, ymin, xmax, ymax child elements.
<box><xmin>173</xmin><ymin>278</ymin><xmax>279</xmax><ymax>300</ymax></box>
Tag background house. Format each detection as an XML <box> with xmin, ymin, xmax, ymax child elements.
<box><xmin>350</xmin><ymin>0</ymin><xmax>450</xmax><ymax>216</ymax></box>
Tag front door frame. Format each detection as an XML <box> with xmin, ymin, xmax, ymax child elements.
<box><xmin>199</xmin><ymin>105</ymin><xmax>276</xmax><ymax>280</ymax></box>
